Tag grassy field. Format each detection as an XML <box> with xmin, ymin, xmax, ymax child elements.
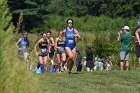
<box><xmin>37</xmin><ymin>70</ymin><xmax>140</xmax><ymax>93</ymax></box>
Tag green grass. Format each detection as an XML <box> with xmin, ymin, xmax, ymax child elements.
<box><xmin>38</xmin><ymin>71</ymin><xmax>140</xmax><ymax>93</ymax></box>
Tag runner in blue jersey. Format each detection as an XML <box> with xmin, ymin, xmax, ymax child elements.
<box><xmin>55</xmin><ymin>32</ymin><xmax>66</xmax><ymax>72</ymax></box>
<box><xmin>35</xmin><ymin>33</ymin><xmax>49</xmax><ymax>73</ymax></box>
<box><xmin>61</xmin><ymin>19</ymin><xmax>81</xmax><ymax>74</ymax></box>
<box><xmin>16</xmin><ymin>31</ymin><xmax>30</xmax><ymax>63</ymax></box>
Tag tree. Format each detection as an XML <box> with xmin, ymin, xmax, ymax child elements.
<box><xmin>8</xmin><ymin>0</ymin><xmax>140</xmax><ymax>32</ymax></box>
<box><xmin>8</xmin><ymin>0</ymin><xmax>50</xmax><ymax>32</ymax></box>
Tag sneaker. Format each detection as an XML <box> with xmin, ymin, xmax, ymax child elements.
<box><xmin>35</xmin><ymin>67</ymin><xmax>41</xmax><ymax>74</ymax></box>
<box><xmin>45</xmin><ymin>68</ymin><xmax>48</xmax><ymax>72</ymax></box>
<box><xmin>61</xmin><ymin>66</ymin><xmax>64</xmax><ymax>72</ymax></box>
<box><xmin>68</xmin><ymin>71</ymin><xmax>72</xmax><ymax>74</ymax></box>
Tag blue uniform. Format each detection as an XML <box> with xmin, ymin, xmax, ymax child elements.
<box><xmin>65</xmin><ymin>27</ymin><xmax>76</xmax><ymax>49</ymax></box>
<box><xmin>57</xmin><ymin>38</ymin><xmax>65</xmax><ymax>54</ymax></box>
<box><xmin>39</xmin><ymin>40</ymin><xmax>48</xmax><ymax>57</ymax></box>
<box><xmin>18</xmin><ymin>37</ymin><xmax>29</xmax><ymax>54</ymax></box>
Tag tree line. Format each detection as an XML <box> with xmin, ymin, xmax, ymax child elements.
<box><xmin>8</xmin><ymin>0</ymin><xmax>140</xmax><ymax>31</ymax></box>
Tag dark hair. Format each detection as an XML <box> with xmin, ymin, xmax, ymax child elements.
<box><xmin>66</xmin><ymin>18</ymin><xmax>73</xmax><ymax>24</ymax></box>
<box><xmin>39</xmin><ymin>32</ymin><xmax>47</xmax><ymax>36</ymax></box>
<box><xmin>125</xmin><ymin>29</ymin><xmax>129</xmax><ymax>32</ymax></box>
<box><xmin>86</xmin><ymin>44</ymin><xmax>92</xmax><ymax>49</ymax></box>
<box><xmin>22</xmin><ymin>31</ymin><xmax>27</xmax><ymax>35</ymax></box>
<box><xmin>58</xmin><ymin>31</ymin><xmax>64</xmax><ymax>36</ymax></box>
<box><xmin>46</xmin><ymin>30</ymin><xmax>52</xmax><ymax>34</ymax></box>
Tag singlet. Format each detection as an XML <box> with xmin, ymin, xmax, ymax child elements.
<box><xmin>65</xmin><ymin>27</ymin><xmax>76</xmax><ymax>48</ymax></box>
<box><xmin>57</xmin><ymin>38</ymin><xmax>65</xmax><ymax>47</ymax></box>
<box><xmin>57</xmin><ymin>37</ymin><xmax>65</xmax><ymax>52</ymax></box>
<box><xmin>18</xmin><ymin>37</ymin><xmax>29</xmax><ymax>54</ymax></box>
<box><xmin>39</xmin><ymin>40</ymin><xmax>48</xmax><ymax>54</ymax></box>
<box><xmin>48</xmin><ymin>38</ymin><xmax>55</xmax><ymax>53</ymax></box>
<box><xmin>19</xmin><ymin>37</ymin><xmax>29</xmax><ymax>49</ymax></box>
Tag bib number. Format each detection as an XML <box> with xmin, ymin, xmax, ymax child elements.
<box><xmin>68</xmin><ymin>40</ymin><xmax>74</xmax><ymax>44</ymax></box>
<box><xmin>41</xmin><ymin>49</ymin><xmax>47</xmax><ymax>53</ymax></box>
<box><xmin>58</xmin><ymin>47</ymin><xmax>64</xmax><ymax>52</ymax></box>
<box><xmin>22</xmin><ymin>46</ymin><xmax>27</xmax><ymax>50</ymax></box>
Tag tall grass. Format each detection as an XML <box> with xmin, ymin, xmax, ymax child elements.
<box><xmin>31</xmin><ymin>15</ymin><xmax>140</xmax><ymax>33</ymax></box>
<box><xmin>0</xmin><ymin>32</ymin><xmax>43</xmax><ymax>93</ymax></box>
<box><xmin>0</xmin><ymin>1</ymin><xmax>42</xmax><ymax>92</ymax></box>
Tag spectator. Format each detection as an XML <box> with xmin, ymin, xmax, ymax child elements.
<box><xmin>85</xmin><ymin>44</ymin><xmax>94</xmax><ymax>72</ymax></box>
<box><xmin>118</xmin><ymin>26</ymin><xmax>132</xmax><ymax>71</ymax></box>
<box><xmin>133</xmin><ymin>22</ymin><xmax>140</xmax><ymax>67</ymax></box>
<box><xmin>76</xmin><ymin>48</ymin><xmax>82</xmax><ymax>72</ymax></box>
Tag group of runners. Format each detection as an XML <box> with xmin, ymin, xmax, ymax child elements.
<box><xmin>16</xmin><ymin>18</ymin><xmax>140</xmax><ymax>73</ymax></box>
<box><xmin>16</xmin><ymin>19</ymin><xmax>81</xmax><ymax>74</ymax></box>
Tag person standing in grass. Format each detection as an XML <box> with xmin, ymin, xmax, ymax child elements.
<box><xmin>61</xmin><ymin>19</ymin><xmax>81</xmax><ymax>74</ymax></box>
<box><xmin>85</xmin><ymin>44</ymin><xmax>94</xmax><ymax>72</ymax></box>
<box><xmin>35</xmin><ymin>32</ymin><xmax>49</xmax><ymax>73</ymax></box>
<box><xmin>55</xmin><ymin>31</ymin><xmax>66</xmax><ymax>73</ymax></box>
<box><xmin>16</xmin><ymin>31</ymin><xmax>30</xmax><ymax>63</ymax></box>
<box><xmin>133</xmin><ymin>22</ymin><xmax>140</xmax><ymax>67</ymax></box>
<box><xmin>46</xmin><ymin>30</ymin><xmax>55</xmax><ymax>68</ymax></box>
<box><xmin>117</xmin><ymin>26</ymin><xmax>132</xmax><ymax>71</ymax></box>
<box><xmin>76</xmin><ymin>48</ymin><xmax>83</xmax><ymax>72</ymax></box>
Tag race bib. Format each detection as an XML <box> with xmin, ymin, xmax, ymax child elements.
<box><xmin>22</xmin><ymin>46</ymin><xmax>27</xmax><ymax>50</ymax></box>
<box><xmin>68</xmin><ymin>40</ymin><xmax>74</xmax><ymax>44</ymax></box>
<box><xmin>41</xmin><ymin>49</ymin><xmax>47</xmax><ymax>53</ymax></box>
<box><xmin>58</xmin><ymin>47</ymin><xmax>64</xmax><ymax>52</ymax></box>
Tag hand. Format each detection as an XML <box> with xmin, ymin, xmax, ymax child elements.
<box><xmin>74</xmin><ymin>34</ymin><xmax>78</xmax><ymax>37</ymax></box>
<box><xmin>74</xmin><ymin>34</ymin><xmax>81</xmax><ymax>39</ymax></box>
<box><xmin>36</xmin><ymin>52</ymin><xmax>39</xmax><ymax>56</ymax></box>
<box><xmin>138</xmin><ymin>39</ymin><xmax>140</xmax><ymax>45</ymax></box>
<box><xmin>118</xmin><ymin>31</ymin><xmax>122</xmax><ymax>35</ymax></box>
<box><xmin>78</xmin><ymin>37</ymin><xmax>82</xmax><ymax>40</ymax></box>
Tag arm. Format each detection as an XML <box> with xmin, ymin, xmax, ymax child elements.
<box><xmin>16</xmin><ymin>38</ymin><xmax>22</xmax><ymax>50</ymax></box>
<box><xmin>85</xmin><ymin>50</ymin><xmax>88</xmax><ymax>61</ymax></box>
<box><xmin>50</xmin><ymin>37</ymin><xmax>55</xmax><ymax>46</ymax></box>
<box><xmin>117</xmin><ymin>31</ymin><xmax>122</xmax><ymax>42</ymax></box>
<box><xmin>27</xmin><ymin>38</ymin><xmax>31</xmax><ymax>50</ymax></box>
<box><xmin>62</xmin><ymin>29</ymin><xmax>66</xmax><ymax>35</ymax></box>
<box><xmin>34</xmin><ymin>39</ymin><xmax>41</xmax><ymax>56</ymax></box>
<box><xmin>54</xmin><ymin>38</ymin><xmax>59</xmax><ymax>49</ymax></box>
<box><xmin>135</xmin><ymin>28</ymin><xmax>140</xmax><ymax>45</ymax></box>
<box><xmin>74</xmin><ymin>29</ymin><xmax>81</xmax><ymax>39</ymax></box>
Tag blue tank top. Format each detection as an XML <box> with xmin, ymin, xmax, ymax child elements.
<box><xmin>19</xmin><ymin>37</ymin><xmax>29</xmax><ymax>48</ymax></box>
<box><xmin>65</xmin><ymin>27</ymin><xmax>76</xmax><ymax>48</ymax></box>
<box><xmin>39</xmin><ymin>40</ymin><xmax>48</xmax><ymax>53</ymax></box>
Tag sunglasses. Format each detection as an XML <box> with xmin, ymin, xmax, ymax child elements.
<box><xmin>47</xmin><ymin>33</ymin><xmax>51</xmax><ymax>35</ymax></box>
<box><xmin>68</xmin><ymin>22</ymin><xmax>73</xmax><ymax>24</ymax></box>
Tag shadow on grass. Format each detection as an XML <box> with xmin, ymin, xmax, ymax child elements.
<box><xmin>71</xmin><ymin>72</ymin><xmax>84</xmax><ymax>74</ymax></box>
